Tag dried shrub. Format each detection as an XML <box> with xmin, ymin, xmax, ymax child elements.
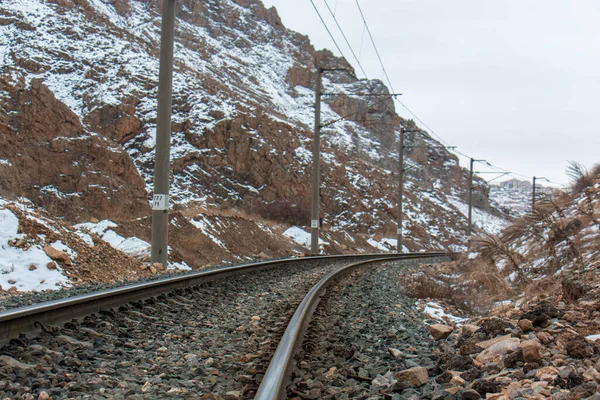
<box><xmin>399</xmin><ymin>260</ymin><xmax>514</xmax><ymax>314</ymax></box>
<box><xmin>249</xmin><ymin>198</ymin><xmax>310</xmax><ymax>226</ymax></box>
<box><xmin>561</xmin><ymin>278</ymin><xmax>587</xmax><ymax>303</ymax></box>
<box><xmin>567</xmin><ymin>161</ymin><xmax>593</xmax><ymax>194</ymax></box>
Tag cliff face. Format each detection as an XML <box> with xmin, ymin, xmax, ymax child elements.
<box><xmin>0</xmin><ymin>0</ymin><xmax>506</xmax><ymax>260</ymax></box>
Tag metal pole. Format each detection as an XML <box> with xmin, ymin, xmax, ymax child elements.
<box><xmin>532</xmin><ymin>176</ymin><xmax>537</xmax><ymax>212</ymax></box>
<box><xmin>397</xmin><ymin>129</ymin><xmax>405</xmax><ymax>253</ymax></box>
<box><xmin>310</xmin><ymin>68</ymin><xmax>323</xmax><ymax>255</ymax></box>
<box><xmin>467</xmin><ymin>158</ymin><xmax>474</xmax><ymax>237</ymax></box>
<box><xmin>151</xmin><ymin>0</ymin><xmax>176</xmax><ymax>267</ymax></box>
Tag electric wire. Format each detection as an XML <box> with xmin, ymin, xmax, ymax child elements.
<box><xmin>322</xmin><ymin>0</ymin><xmax>368</xmax><ymax>78</ymax></box>
<box><xmin>312</xmin><ymin>0</ymin><xmax>551</xmax><ymax>185</ymax></box>
<box><xmin>309</xmin><ymin>0</ymin><xmax>353</xmax><ymax>71</ymax></box>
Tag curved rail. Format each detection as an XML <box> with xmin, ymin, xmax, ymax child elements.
<box><xmin>0</xmin><ymin>252</ymin><xmax>446</xmax><ymax>343</ymax></box>
<box><xmin>255</xmin><ymin>252</ymin><xmax>448</xmax><ymax>400</ymax></box>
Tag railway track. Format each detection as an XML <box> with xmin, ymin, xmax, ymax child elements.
<box><xmin>0</xmin><ymin>252</ymin><xmax>449</xmax><ymax>399</ymax></box>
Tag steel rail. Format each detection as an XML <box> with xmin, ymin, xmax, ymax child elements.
<box><xmin>255</xmin><ymin>252</ymin><xmax>449</xmax><ymax>400</ymax></box>
<box><xmin>0</xmin><ymin>252</ymin><xmax>443</xmax><ymax>343</ymax></box>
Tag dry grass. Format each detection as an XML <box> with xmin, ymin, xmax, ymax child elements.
<box><xmin>401</xmin><ymin>167</ymin><xmax>600</xmax><ymax>315</ymax></box>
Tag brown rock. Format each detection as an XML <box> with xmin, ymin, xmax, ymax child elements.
<box><xmin>152</xmin><ymin>262</ymin><xmax>165</xmax><ymax>272</ymax></box>
<box><xmin>223</xmin><ymin>391</ymin><xmax>241</xmax><ymax>400</ymax></box>
<box><xmin>566</xmin><ymin>336</ymin><xmax>594</xmax><ymax>359</ymax></box>
<box><xmin>388</xmin><ymin>348</ymin><xmax>404</xmax><ymax>359</ymax></box>
<box><xmin>444</xmin><ymin>387</ymin><xmax>461</xmax><ymax>395</ymax></box>
<box><xmin>520</xmin><ymin>340</ymin><xmax>542</xmax><ymax>363</ymax></box>
<box><xmin>450</xmin><ymin>374</ymin><xmax>465</xmax><ymax>386</ymax></box>
<box><xmin>536</xmin><ymin>331</ymin><xmax>553</xmax><ymax>345</ymax></box>
<box><xmin>476</xmin><ymin>334</ymin><xmax>514</xmax><ymax>350</ymax></box>
<box><xmin>475</xmin><ymin>338</ymin><xmax>520</xmax><ymax>364</ymax></box>
<box><xmin>462</xmin><ymin>324</ymin><xmax>481</xmax><ymax>334</ymax></box>
<box><xmin>46</xmin><ymin>261</ymin><xmax>58</xmax><ymax>270</ymax></box>
<box><xmin>395</xmin><ymin>367</ymin><xmax>429</xmax><ymax>387</ymax></box>
<box><xmin>562</xmin><ymin>310</ymin><xmax>584</xmax><ymax>322</ymax></box>
<box><xmin>38</xmin><ymin>392</ymin><xmax>50</xmax><ymax>400</ymax></box>
<box><xmin>536</xmin><ymin>366</ymin><xmax>559</xmax><ymax>382</ymax></box>
<box><xmin>29</xmin><ymin>264</ymin><xmax>37</xmax><ymax>271</ymax></box>
<box><xmin>430</xmin><ymin>324</ymin><xmax>454</xmax><ymax>340</ymax></box>
<box><xmin>518</xmin><ymin>319</ymin><xmax>534</xmax><ymax>332</ymax></box>
<box><xmin>485</xmin><ymin>394</ymin><xmax>507</xmax><ymax>400</ymax></box>
<box><xmin>43</xmin><ymin>245</ymin><xmax>71</xmax><ymax>265</ymax></box>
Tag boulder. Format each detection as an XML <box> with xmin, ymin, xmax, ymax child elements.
<box><xmin>476</xmin><ymin>334</ymin><xmax>513</xmax><ymax>350</ymax></box>
<box><xmin>44</xmin><ymin>245</ymin><xmax>71</xmax><ymax>265</ymax></box>
<box><xmin>520</xmin><ymin>340</ymin><xmax>542</xmax><ymax>363</ymax></box>
<box><xmin>518</xmin><ymin>319</ymin><xmax>534</xmax><ymax>332</ymax></box>
<box><xmin>462</xmin><ymin>324</ymin><xmax>481</xmax><ymax>334</ymax></box>
<box><xmin>521</xmin><ymin>301</ymin><xmax>562</xmax><ymax>327</ymax></box>
<box><xmin>566</xmin><ymin>336</ymin><xmax>594</xmax><ymax>359</ymax></box>
<box><xmin>536</xmin><ymin>331</ymin><xmax>553</xmax><ymax>345</ymax></box>
<box><xmin>394</xmin><ymin>367</ymin><xmax>428</xmax><ymax>388</ymax></box>
<box><xmin>475</xmin><ymin>338</ymin><xmax>520</xmax><ymax>364</ymax></box>
<box><xmin>430</xmin><ymin>324</ymin><xmax>454</xmax><ymax>340</ymax></box>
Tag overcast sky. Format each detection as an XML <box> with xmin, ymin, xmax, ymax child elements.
<box><xmin>261</xmin><ymin>0</ymin><xmax>600</xmax><ymax>185</ymax></box>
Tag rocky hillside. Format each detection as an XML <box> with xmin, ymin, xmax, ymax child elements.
<box><xmin>0</xmin><ymin>0</ymin><xmax>509</xmax><ymax>290</ymax></box>
<box><xmin>391</xmin><ymin>167</ymin><xmax>600</xmax><ymax>398</ymax></box>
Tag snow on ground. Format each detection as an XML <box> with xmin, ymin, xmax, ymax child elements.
<box><xmin>283</xmin><ymin>226</ymin><xmax>329</xmax><ymax>251</ymax></box>
<box><xmin>190</xmin><ymin>216</ymin><xmax>226</xmax><ymax>248</ymax></box>
<box><xmin>74</xmin><ymin>220</ymin><xmax>190</xmax><ymax>270</ymax></box>
<box><xmin>448</xmin><ymin>196</ymin><xmax>509</xmax><ymax>235</ymax></box>
<box><xmin>0</xmin><ymin>208</ymin><xmax>69</xmax><ymax>291</ymax></box>
<box><xmin>75</xmin><ymin>220</ymin><xmax>151</xmax><ymax>260</ymax></box>
<box><xmin>367</xmin><ymin>238</ymin><xmax>400</xmax><ymax>252</ymax></box>
<box><xmin>420</xmin><ymin>300</ymin><xmax>467</xmax><ymax>325</ymax></box>
<box><xmin>489</xmin><ymin>185</ymin><xmax>532</xmax><ymax>218</ymax></box>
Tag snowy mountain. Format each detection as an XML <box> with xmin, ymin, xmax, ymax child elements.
<box><xmin>0</xmin><ymin>0</ymin><xmax>512</xmax><ymax>290</ymax></box>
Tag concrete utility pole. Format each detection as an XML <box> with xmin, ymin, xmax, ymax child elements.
<box><xmin>397</xmin><ymin>128</ymin><xmax>405</xmax><ymax>253</ymax></box>
<box><xmin>467</xmin><ymin>158</ymin><xmax>485</xmax><ymax>237</ymax></box>
<box><xmin>310</xmin><ymin>67</ymin><xmax>323</xmax><ymax>255</ymax></box>
<box><xmin>532</xmin><ymin>176</ymin><xmax>547</xmax><ymax>212</ymax></box>
<box><xmin>151</xmin><ymin>0</ymin><xmax>176</xmax><ymax>266</ymax></box>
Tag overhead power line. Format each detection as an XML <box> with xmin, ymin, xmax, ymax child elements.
<box><xmin>354</xmin><ymin>0</ymin><xmax>393</xmax><ymax>91</ymax></box>
<box><xmin>309</xmin><ymin>0</ymin><xmax>353</xmax><ymax>71</ymax></box>
<box><xmin>310</xmin><ymin>0</ymin><xmax>541</xmax><ymax>184</ymax></box>
<box><xmin>322</xmin><ymin>0</ymin><xmax>368</xmax><ymax>79</ymax></box>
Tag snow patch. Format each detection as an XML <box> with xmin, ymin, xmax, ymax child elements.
<box><xmin>75</xmin><ymin>220</ymin><xmax>150</xmax><ymax>259</ymax></box>
<box><xmin>0</xmin><ymin>208</ymin><xmax>69</xmax><ymax>291</ymax></box>
<box><xmin>283</xmin><ymin>226</ymin><xmax>329</xmax><ymax>251</ymax></box>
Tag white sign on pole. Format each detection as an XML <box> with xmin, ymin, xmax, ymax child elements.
<box><xmin>152</xmin><ymin>194</ymin><xmax>169</xmax><ymax>211</ymax></box>
<box><xmin>311</xmin><ymin>220</ymin><xmax>319</xmax><ymax>229</ymax></box>
<box><xmin>397</xmin><ymin>228</ymin><xmax>402</xmax><ymax>235</ymax></box>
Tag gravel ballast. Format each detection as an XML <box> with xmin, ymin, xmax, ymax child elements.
<box><xmin>289</xmin><ymin>257</ymin><xmax>448</xmax><ymax>399</ymax></box>
<box><xmin>0</xmin><ymin>258</ymin><xmax>360</xmax><ymax>399</ymax></box>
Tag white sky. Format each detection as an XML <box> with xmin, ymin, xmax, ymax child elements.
<box><xmin>261</xmin><ymin>0</ymin><xmax>600</xmax><ymax>185</ymax></box>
